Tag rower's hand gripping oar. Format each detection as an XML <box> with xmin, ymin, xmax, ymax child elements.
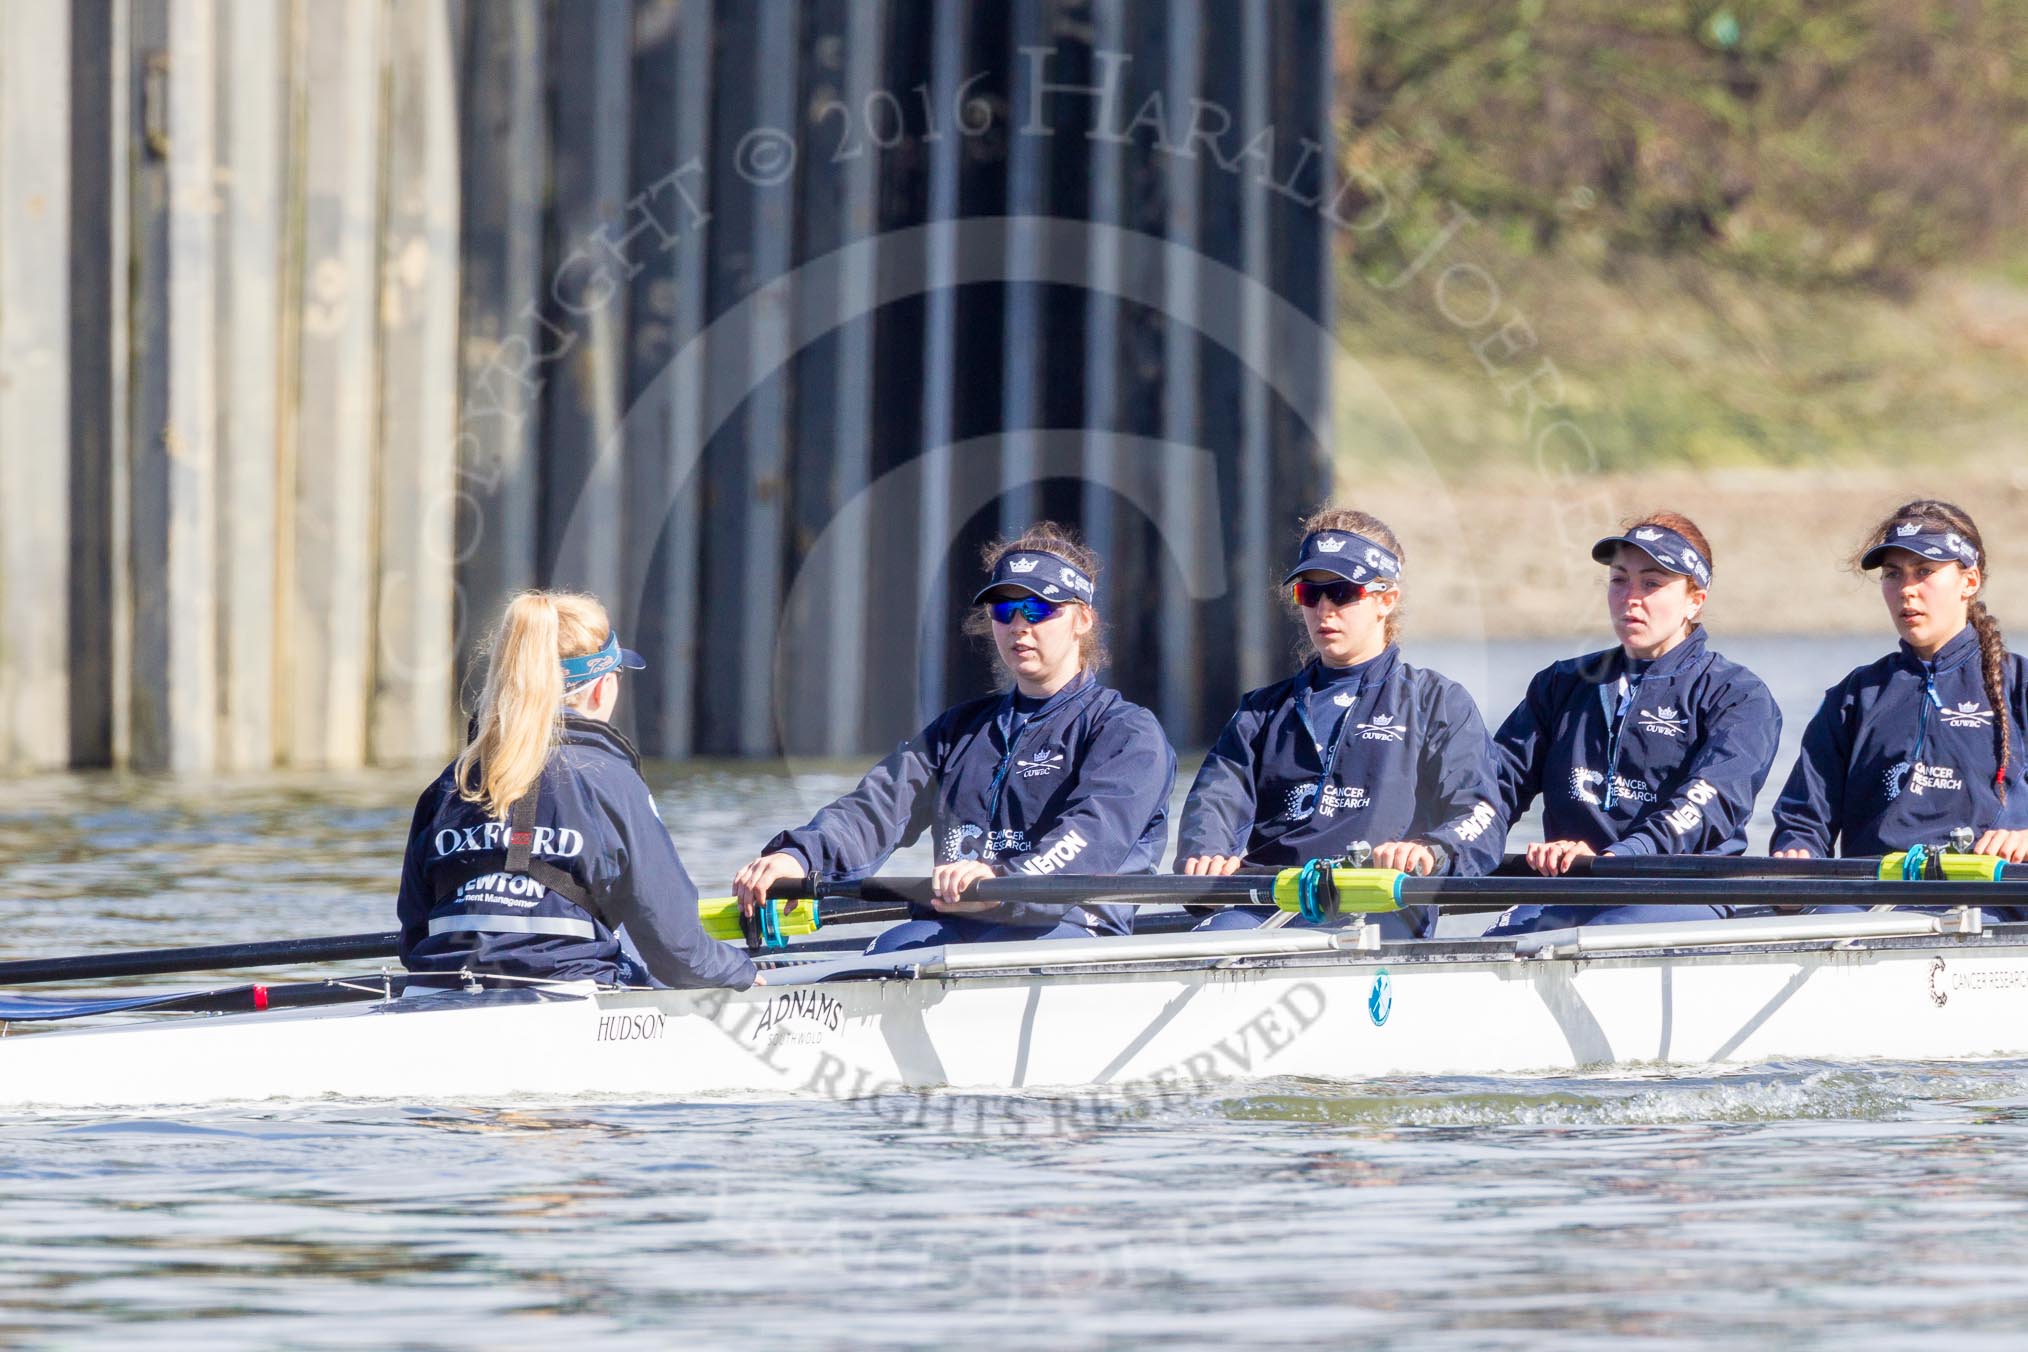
<box><xmin>700</xmin><ymin>855</ymin><xmax>2028</xmax><ymax>949</ymax></box>
<box><xmin>697</xmin><ymin>862</ymin><xmax>1413</xmax><ymax>948</ymax></box>
<box><xmin>1558</xmin><ymin>846</ymin><xmax>2008</xmax><ymax>883</ymax></box>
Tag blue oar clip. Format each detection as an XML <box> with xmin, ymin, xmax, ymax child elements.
<box><xmin>756</xmin><ymin>899</ymin><xmax>787</xmax><ymax>949</ymax></box>
<box><xmin>1296</xmin><ymin>859</ymin><xmax>1338</xmax><ymax>925</ymax></box>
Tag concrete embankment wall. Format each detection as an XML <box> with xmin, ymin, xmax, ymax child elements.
<box><xmin>0</xmin><ymin>0</ymin><xmax>1335</xmax><ymax>774</ymax></box>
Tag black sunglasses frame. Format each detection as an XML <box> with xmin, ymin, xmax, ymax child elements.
<box><xmin>1291</xmin><ymin>579</ymin><xmax>1380</xmax><ymax>609</ymax></box>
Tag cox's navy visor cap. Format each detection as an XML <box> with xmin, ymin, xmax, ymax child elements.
<box><xmin>561</xmin><ymin>633</ymin><xmax>646</xmax><ymax>688</ymax></box>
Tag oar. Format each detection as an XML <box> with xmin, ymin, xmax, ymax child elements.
<box><xmin>764</xmin><ymin>869</ymin><xmax>2028</xmax><ymax>921</ymax></box>
<box><xmin>0</xmin><ymin>973</ymin><xmax>405</xmax><ymax>1022</ymax></box>
<box><xmin>1567</xmin><ymin>850</ymin><xmax>2007</xmax><ymax>883</ymax></box>
<box><xmin>0</xmin><ymin>932</ymin><xmax>400</xmax><ymax>987</ymax></box>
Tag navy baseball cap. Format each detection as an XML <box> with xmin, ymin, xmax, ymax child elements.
<box><xmin>1861</xmin><ymin>522</ymin><xmax>1979</xmax><ymax>571</ymax></box>
<box><xmin>1592</xmin><ymin>523</ymin><xmax>1712</xmax><ymax>588</ymax></box>
<box><xmin>970</xmin><ymin>550</ymin><xmax>1097</xmax><ymax>607</ymax></box>
<box><xmin>561</xmin><ymin>632</ymin><xmax>646</xmax><ymax>689</ymax></box>
<box><xmin>1281</xmin><ymin>530</ymin><xmax>1401</xmax><ymax>587</ymax></box>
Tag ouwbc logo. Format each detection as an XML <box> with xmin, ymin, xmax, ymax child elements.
<box><xmin>1357</xmin><ymin>713</ymin><xmax>1407</xmax><ymax>742</ymax></box>
<box><xmin>1637</xmin><ymin>705</ymin><xmax>1688</xmax><ymax>738</ymax></box>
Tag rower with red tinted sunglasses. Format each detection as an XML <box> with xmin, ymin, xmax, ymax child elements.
<box><xmin>1175</xmin><ymin>508</ymin><xmax>1505</xmax><ymax>935</ymax></box>
<box><xmin>734</xmin><ymin>523</ymin><xmax>1175</xmax><ymax>953</ymax></box>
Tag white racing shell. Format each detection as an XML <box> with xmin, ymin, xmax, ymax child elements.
<box><xmin>2</xmin><ymin>913</ymin><xmax>2027</xmax><ymax>1110</ymax></box>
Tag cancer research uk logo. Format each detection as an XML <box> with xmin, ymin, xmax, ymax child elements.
<box><xmin>1885</xmin><ymin>760</ymin><xmax>1964</xmax><ymax>801</ymax></box>
<box><xmin>1280</xmin><ymin>783</ymin><xmax>1370</xmax><ymax>821</ymax></box>
<box><xmin>1570</xmin><ymin>768</ymin><xmax>1658</xmax><ymax>806</ymax></box>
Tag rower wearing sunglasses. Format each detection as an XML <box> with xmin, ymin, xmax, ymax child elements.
<box><xmin>733</xmin><ymin>524</ymin><xmax>1176</xmax><ymax>954</ymax></box>
<box><xmin>1175</xmin><ymin>508</ymin><xmax>1504</xmax><ymax>937</ymax></box>
<box><xmin>1484</xmin><ymin>512</ymin><xmax>1781</xmax><ymax>934</ymax></box>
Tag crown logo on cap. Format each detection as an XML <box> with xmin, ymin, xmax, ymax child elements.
<box><xmin>1896</xmin><ymin>522</ymin><xmax>1921</xmax><ymax>537</ymax></box>
<box><xmin>1634</xmin><ymin>527</ymin><xmax>1663</xmax><ymax>541</ymax></box>
<box><xmin>1007</xmin><ymin>557</ymin><xmax>1039</xmax><ymax>573</ymax></box>
<box><xmin>1315</xmin><ymin>536</ymin><xmax>1347</xmax><ymax>553</ymax></box>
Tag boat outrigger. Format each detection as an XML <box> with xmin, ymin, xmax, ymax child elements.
<box><xmin>1</xmin><ymin>855</ymin><xmax>2023</xmax><ymax>1111</ymax></box>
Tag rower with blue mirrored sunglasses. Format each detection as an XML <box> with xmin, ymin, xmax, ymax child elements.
<box><xmin>1291</xmin><ymin>578</ymin><xmax>1390</xmax><ymax>609</ymax></box>
<box><xmin>988</xmin><ymin>596</ymin><xmax>1065</xmax><ymax>625</ymax></box>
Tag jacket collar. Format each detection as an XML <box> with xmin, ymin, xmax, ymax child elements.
<box><xmin>1897</xmin><ymin>623</ymin><xmax>1979</xmax><ymax>676</ymax></box>
<box><xmin>560</xmin><ymin>713</ymin><xmax>642</xmax><ymax>768</ymax></box>
<box><xmin>1303</xmin><ymin>643</ymin><xmax>1401</xmax><ymax>691</ymax></box>
<box><xmin>1611</xmin><ymin>626</ymin><xmax>1707</xmax><ymax>684</ymax></box>
<box><xmin>996</xmin><ymin>669</ymin><xmax>1098</xmax><ymax>727</ymax></box>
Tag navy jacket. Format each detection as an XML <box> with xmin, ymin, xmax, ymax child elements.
<box><xmin>398</xmin><ymin>717</ymin><xmax>756</xmax><ymax>989</ymax></box>
<box><xmin>764</xmin><ymin>674</ymin><xmax>1176</xmax><ymax>934</ymax></box>
<box><xmin>1770</xmin><ymin>626</ymin><xmax>2028</xmax><ymax>856</ymax></box>
<box><xmin>1492</xmin><ymin>629</ymin><xmax>1781</xmax><ymax>857</ymax></box>
<box><xmin>1175</xmin><ymin>646</ymin><xmax>1505</xmax><ymax>875</ymax></box>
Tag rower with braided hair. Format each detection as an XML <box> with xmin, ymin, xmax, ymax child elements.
<box><xmin>1771</xmin><ymin>500</ymin><xmax>2028</xmax><ymax>865</ymax></box>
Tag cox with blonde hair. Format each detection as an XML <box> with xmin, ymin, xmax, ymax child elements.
<box><xmin>396</xmin><ymin>591</ymin><xmax>757</xmax><ymax>991</ymax></box>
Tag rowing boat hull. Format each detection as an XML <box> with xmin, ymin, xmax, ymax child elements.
<box><xmin>5</xmin><ymin>924</ymin><xmax>2028</xmax><ymax>1110</ymax></box>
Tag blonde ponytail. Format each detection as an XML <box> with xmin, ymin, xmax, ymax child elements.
<box><xmin>455</xmin><ymin>591</ymin><xmax>614</xmax><ymax>818</ymax></box>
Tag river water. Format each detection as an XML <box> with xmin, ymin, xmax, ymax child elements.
<box><xmin>8</xmin><ymin>634</ymin><xmax>2028</xmax><ymax>1346</ymax></box>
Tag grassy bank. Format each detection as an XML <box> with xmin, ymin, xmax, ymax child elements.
<box><xmin>1324</xmin><ymin>2</ymin><xmax>2028</xmax><ymax>636</ymax></box>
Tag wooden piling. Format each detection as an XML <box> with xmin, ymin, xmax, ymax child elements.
<box><xmin>0</xmin><ymin>0</ymin><xmax>75</xmax><ymax>771</ymax></box>
<box><xmin>65</xmin><ymin>0</ymin><xmax>131</xmax><ymax>769</ymax></box>
<box><xmin>284</xmin><ymin>0</ymin><xmax>382</xmax><ymax>768</ymax></box>
<box><xmin>127</xmin><ymin>0</ymin><xmax>220</xmax><ymax>774</ymax></box>
<box><xmin>452</xmin><ymin>0</ymin><xmax>545</xmax><ymax>688</ymax></box>
<box><xmin>213</xmin><ymin>0</ymin><xmax>285</xmax><ymax>771</ymax></box>
<box><xmin>1157</xmin><ymin>0</ymin><xmax>1207</xmax><ymax>741</ymax></box>
<box><xmin>538</xmin><ymin>0</ymin><xmax>630</xmax><ymax>605</ymax></box>
<box><xmin>371</xmin><ymin>0</ymin><xmax>459</xmax><ymax>765</ymax></box>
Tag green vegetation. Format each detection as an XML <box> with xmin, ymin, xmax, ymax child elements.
<box><xmin>1328</xmin><ymin>1</ymin><xmax>2028</xmax><ymax>473</ymax></box>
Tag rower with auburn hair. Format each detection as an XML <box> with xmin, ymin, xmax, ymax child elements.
<box><xmin>1771</xmin><ymin>500</ymin><xmax>2028</xmax><ymax>865</ymax></box>
<box><xmin>733</xmin><ymin>524</ymin><xmax>1176</xmax><ymax>953</ymax></box>
<box><xmin>1486</xmin><ymin>512</ymin><xmax>1782</xmax><ymax>933</ymax></box>
<box><xmin>397</xmin><ymin>591</ymin><xmax>757</xmax><ymax>991</ymax></box>
<box><xmin>1175</xmin><ymin>508</ymin><xmax>1504</xmax><ymax>936</ymax></box>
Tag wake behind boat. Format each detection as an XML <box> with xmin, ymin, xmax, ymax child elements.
<box><xmin>4</xmin><ymin>868</ymin><xmax>2024</xmax><ymax>1111</ymax></box>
